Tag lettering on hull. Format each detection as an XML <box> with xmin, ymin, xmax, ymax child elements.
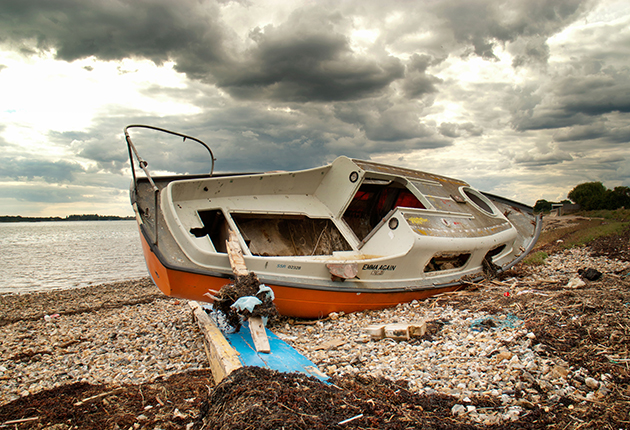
<box><xmin>362</xmin><ymin>264</ymin><xmax>396</xmax><ymax>271</ymax></box>
<box><xmin>277</xmin><ymin>264</ymin><xmax>302</xmax><ymax>270</ymax></box>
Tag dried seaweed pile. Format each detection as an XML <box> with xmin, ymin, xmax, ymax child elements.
<box><xmin>0</xmin><ymin>370</ymin><xmax>213</xmax><ymax>430</ymax></box>
<box><xmin>199</xmin><ymin>366</ymin><xmax>549</xmax><ymax>430</ymax></box>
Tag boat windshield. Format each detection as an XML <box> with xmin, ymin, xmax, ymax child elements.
<box><xmin>342</xmin><ymin>179</ymin><xmax>425</xmax><ymax>241</ymax></box>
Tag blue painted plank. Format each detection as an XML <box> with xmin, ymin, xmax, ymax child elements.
<box><xmin>224</xmin><ymin>320</ymin><xmax>329</xmax><ymax>382</ymax></box>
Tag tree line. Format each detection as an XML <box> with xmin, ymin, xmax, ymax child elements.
<box><xmin>0</xmin><ymin>214</ymin><xmax>134</xmax><ymax>223</ymax></box>
<box><xmin>535</xmin><ymin>182</ymin><xmax>630</xmax><ymax>213</ymax></box>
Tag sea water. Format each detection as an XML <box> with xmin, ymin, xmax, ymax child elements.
<box><xmin>0</xmin><ymin>220</ymin><xmax>148</xmax><ymax>294</ymax></box>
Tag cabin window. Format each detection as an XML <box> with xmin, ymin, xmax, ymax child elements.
<box><xmin>343</xmin><ymin>179</ymin><xmax>426</xmax><ymax>241</ymax></box>
<box><xmin>462</xmin><ymin>187</ymin><xmax>495</xmax><ymax>215</ymax></box>
<box><xmin>191</xmin><ymin>209</ymin><xmax>229</xmax><ymax>253</ymax></box>
<box><xmin>231</xmin><ymin>213</ymin><xmax>351</xmax><ymax>257</ymax></box>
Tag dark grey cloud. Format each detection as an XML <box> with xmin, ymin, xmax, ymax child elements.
<box><xmin>0</xmin><ymin>157</ymin><xmax>85</xmax><ymax>183</ymax></box>
<box><xmin>2</xmin><ymin>0</ymin><xmax>628</xmax><ymax>216</ymax></box>
<box><xmin>439</xmin><ymin>122</ymin><xmax>483</xmax><ymax>138</ymax></box>
<box><xmin>213</xmin><ymin>8</ymin><xmax>404</xmax><ymax>102</ymax></box>
<box><xmin>401</xmin><ymin>54</ymin><xmax>443</xmax><ymax>99</ymax></box>
<box><xmin>0</xmin><ymin>0</ymin><xmax>405</xmax><ymax>103</ymax></box>
<box><xmin>333</xmin><ymin>99</ymin><xmax>440</xmax><ymax>143</ymax></box>
<box><xmin>552</xmin><ymin>123</ymin><xmax>609</xmax><ymax>142</ymax></box>
<box><xmin>0</xmin><ymin>0</ymin><xmax>600</xmax><ymax>111</ymax></box>
<box><xmin>432</xmin><ymin>0</ymin><xmax>591</xmax><ymax>61</ymax></box>
<box><xmin>510</xmin><ymin>36</ymin><xmax>551</xmax><ymax>68</ymax></box>
<box><xmin>0</xmin><ymin>186</ymin><xmax>84</xmax><ymax>203</ymax></box>
<box><xmin>0</xmin><ymin>0</ymin><xmax>227</xmax><ymax>69</ymax></box>
<box><xmin>513</xmin><ymin>149</ymin><xmax>573</xmax><ymax>167</ymax></box>
<box><xmin>511</xmin><ymin>67</ymin><xmax>630</xmax><ymax>136</ymax></box>
<box><xmin>555</xmin><ymin>72</ymin><xmax>630</xmax><ymax>117</ymax></box>
<box><xmin>552</xmin><ymin>120</ymin><xmax>630</xmax><ymax>153</ymax></box>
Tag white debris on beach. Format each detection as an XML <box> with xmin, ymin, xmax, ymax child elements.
<box><xmin>0</xmin><ymin>298</ymin><xmax>207</xmax><ymax>405</ymax></box>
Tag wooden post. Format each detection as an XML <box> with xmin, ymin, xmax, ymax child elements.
<box><xmin>226</xmin><ymin>229</ymin><xmax>271</xmax><ymax>353</ymax></box>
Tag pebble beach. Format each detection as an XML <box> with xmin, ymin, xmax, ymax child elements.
<box><xmin>1</xmin><ymin>248</ymin><xmax>628</xmax><ymax>425</ymax></box>
<box><xmin>0</xmin><ymin>280</ymin><xmax>207</xmax><ymax>405</ymax></box>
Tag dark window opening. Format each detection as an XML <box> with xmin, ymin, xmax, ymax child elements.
<box><xmin>343</xmin><ymin>180</ymin><xmax>426</xmax><ymax>241</ymax></box>
<box><xmin>231</xmin><ymin>213</ymin><xmax>352</xmax><ymax>257</ymax></box>
<box><xmin>424</xmin><ymin>252</ymin><xmax>471</xmax><ymax>273</ymax></box>
<box><xmin>190</xmin><ymin>210</ymin><xmax>229</xmax><ymax>253</ymax></box>
<box><xmin>463</xmin><ymin>188</ymin><xmax>494</xmax><ymax>214</ymax></box>
<box><xmin>485</xmin><ymin>244</ymin><xmax>506</xmax><ymax>261</ymax></box>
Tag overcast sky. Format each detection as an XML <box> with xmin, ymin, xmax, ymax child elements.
<box><xmin>1</xmin><ymin>0</ymin><xmax>629</xmax><ymax>217</ymax></box>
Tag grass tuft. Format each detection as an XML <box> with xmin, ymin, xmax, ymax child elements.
<box><xmin>523</xmin><ymin>251</ymin><xmax>548</xmax><ymax>266</ymax></box>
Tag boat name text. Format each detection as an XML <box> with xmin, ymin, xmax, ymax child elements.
<box><xmin>362</xmin><ymin>264</ymin><xmax>396</xmax><ymax>271</ymax></box>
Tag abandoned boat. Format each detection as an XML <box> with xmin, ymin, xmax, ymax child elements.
<box><xmin>125</xmin><ymin>125</ymin><xmax>542</xmax><ymax>318</ymax></box>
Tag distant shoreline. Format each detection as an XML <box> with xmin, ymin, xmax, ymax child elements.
<box><xmin>0</xmin><ymin>215</ymin><xmax>135</xmax><ymax>223</ymax></box>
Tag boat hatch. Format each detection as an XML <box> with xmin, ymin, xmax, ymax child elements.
<box><xmin>191</xmin><ymin>209</ymin><xmax>230</xmax><ymax>253</ymax></box>
<box><xmin>424</xmin><ymin>252</ymin><xmax>471</xmax><ymax>272</ymax></box>
<box><xmin>231</xmin><ymin>213</ymin><xmax>352</xmax><ymax>257</ymax></box>
<box><xmin>343</xmin><ymin>178</ymin><xmax>426</xmax><ymax>241</ymax></box>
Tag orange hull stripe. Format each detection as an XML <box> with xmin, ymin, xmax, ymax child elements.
<box><xmin>139</xmin><ymin>231</ymin><xmax>459</xmax><ymax>318</ymax></box>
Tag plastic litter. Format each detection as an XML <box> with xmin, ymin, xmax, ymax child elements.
<box><xmin>565</xmin><ymin>277</ymin><xmax>586</xmax><ymax>289</ymax></box>
<box><xmin>231</xmin><ymin>296</ymin><xmax>262</xmax><ymax>313</ymax></box>
<box><xmin>470</xmin><ymin>313</ymin><xmax>523</xmax><ymax>332</ymax></box>
<box><xmin>257</xmin><ymin>284</ymin><xmax>274</xmax><ymax>300</ymax></box>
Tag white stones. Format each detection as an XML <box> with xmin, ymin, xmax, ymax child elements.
<box><xmin>270</xmin><ymin>251</ymin><xmax>621</xmax><ymax>426</ymax></box>
<box><xmin>585</xmin><ymin>377</ymin><xmax>599</xmax><ymax>390</ymax></box>
<box><xmin>550</xmin><ymin>365</ymin><xmax>569</xmax><ymax>379</ymax></box>
<box><xmin>0</xmin><ymin>298</ymin><xmax>207</xmax><ymax>405</ymax></box>
<box><xmin>503</xmin><ymin>406</ymin><xmax>522</xmax><ymax>421</ymax></box>
<box><xmin>565</xmin><ymin>277</ymin><xmax>586</xmax><ymax>289</ymax></box>
<box><xmin>451</xmin><ymin>404</ymin><xmax>466</xmax><ymax>416</ymax></box>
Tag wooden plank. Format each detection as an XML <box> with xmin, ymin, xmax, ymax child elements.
<box><xmin>226</xmin><ymin>229</ymin><xmax>249</xmax><ymax>277</ymax></box>
<box><xmin>248</xmin><ymin>316</ymin><xmax>270</xmax><ymax>353</ymax></box>
<box><xmin>189</xmin><ymin>301</ymin><xmax>242</xmax><ymax>384</ymax></box>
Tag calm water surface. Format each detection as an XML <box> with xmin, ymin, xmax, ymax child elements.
<box><xmin>0</xmin><ymin>221</ymin><xmax>148</xmax><ymax>294</ymax></box>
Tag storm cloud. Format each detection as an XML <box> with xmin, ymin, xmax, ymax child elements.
<box><xmin>0</xmin><ymin>0</ymin><xmax>628</xmax><ymax>216</ymax></box>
